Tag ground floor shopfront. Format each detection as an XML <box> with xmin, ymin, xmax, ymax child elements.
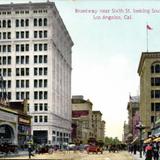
<box><xmin>0</xmin><ymin>103</ymin><xmax>31</xmax><ymax>147</ymax></box>
<box><xmin>32</xmin><ymin>128</ymin><xmax>71</xmax><ymax>147</ymax></box>
<box><xmin>0</xmin><ymin>106</ymin><xmax>18</xmax><ymax>145</ymax></box>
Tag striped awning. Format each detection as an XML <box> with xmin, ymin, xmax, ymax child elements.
<box><xmin>143</xmin><ymin>138</ymin><xmax>152</xmax><ymax>144</ymax></box>
<box><xmin>153</xmin><ymin>137</ymin><xmax>160</xmax><ymax>142</ymax></box>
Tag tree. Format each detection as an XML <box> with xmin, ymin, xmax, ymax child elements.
<box><xmin>105</xmin><ymin>136</ymin><xmax>121</xmax><ymax>145</ymax></box>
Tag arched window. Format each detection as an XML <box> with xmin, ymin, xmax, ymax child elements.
<box><xmin>25</xmin><ymin>19</ymin><xmax>29</xmax><ymax>27</ymax></box>
<box><xmin>21</xmin><ymin>19</ymin><xmax>24</xmax><ymax>27</ymax></box>
<box><xmin>16</xmin><ymin>19</ymin><xmax>19</xmax><ymax>27</ymax></box>
<box><xmin>7</xmin><ymin>20</ymin><xmax>11</xmax><ymax>28</ymax></box>
<box><xmin>39</xmin><ymin>18</ymin><xmax>42</xmax><ymax>26</ymax></box>
<box><xmin>44</xmin><ymin>18</ymin><xmax>47</xmax><ymax>26</ymax></box>
<box><xmin>2</xmin><ymin>20</ymin><xmax>6</xmax><ymax>28</ymax></box>
<box><xmin>34</xmin><ymin>19</ymin><xmax>37</xmax><ymax>26</ymax></box>
<box><xmin>151</xmin><ymin>62</ymin><xmax>160</xmax><ymax>73</ymax></box>
<box><xmin>155</xmin><ymin>64</ymin><xmax>160</xmax><ymax>73</ymax></box>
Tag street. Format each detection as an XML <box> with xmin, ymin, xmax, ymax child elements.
<box><xmin>0</xmin><ymin>151</ymin><xmax>134</xmax><ymax>160</ymax></box>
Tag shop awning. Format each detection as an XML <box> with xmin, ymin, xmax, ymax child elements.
<box><xmin>153</xmin><ymin>137</ymin><xmax>160</xmax><ymax>142</ymax></box>
<box><xmin>143</xmin><ymin>138</ymin><xmax>152</xmax><ymax>144</ymax></box>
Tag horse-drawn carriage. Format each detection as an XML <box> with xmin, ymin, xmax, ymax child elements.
<box><xmin>0</xmin><ymin>143</ymin><xmax>18</xmax><ymax>154</ymax></box>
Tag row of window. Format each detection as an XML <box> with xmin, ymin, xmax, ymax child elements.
<box><xmin>0</xmin><ymin>55</ymin><xmax>48</xmax><ymax>65</ymax></box>
<box><xmin>34</xmin><ymin>30</ymin><xmax>47</xmax><ymax>38</ymax></box>
<box><xmin>0</xmin><ymin>56</ymin><xmax>11</xmax><ymax>65</ymax></box>
<box><xmin>34</xmin><ymin>44</ymin><xmax>48</xmax><ymax>51</ymax></box>
<box><xmin>0</xmin><ymin>68</ymin><xmax>11</xmax><ymax>77</ymax></box>
<box><xmin>0</xmin><ymin>18</ymin><xmax>48</xmax><ymax>28</ymax></box>
<box><xmin>1</xmin><ymin>67</ymin><xmax>48</xmax><ymax>77</ymax></box>
<box><xmin>16</xmin><ymin>68</ymin><xmax>29</xmax><ymax>76</ymax></box>
<box><xmin>15</xmin><ymin>10</ymin><xmax>29</xmax><ymax>14</ymax></box>
<box><xmin>16</xmin><ymin>91</ymin><xmax>29</xmax><ymax>100</ymax></box>
<box><xmin>16</xmin><ymin>56</ymin><xmax>29</xmax><ymax>64</ymax></box>
<box><xmin>0</xmin><ymin>45</ymin><xmax>11</xmax><ymax>53</ymax></box>
<box><xmin>0</xmin><ymin>32</ymin><xmax>11</xmax><ymax>40</ymax></box>
<box><xmin>34</xmin><ymin>79</ymin><xmax>48</xmax><ymax>88</ymax></box>
<box><xmin>0</xmin><ymin>80</ymin><xmax>11</xmax><ymax>88</ymax></box>
<box><xmin>34</xmin><ymin>103</ymin><xmax>48</xmax><ymax>111</ymax></box>
<box><xmin>52</xmin><ymin>131</ymin><xmax>69</xmax><ymax>137</ymax></box>
<box><xmin>16</xmin><ymin>19</ymin><xmax>29</xmax><ymax>27</ymax></box>
<box><xmin>0</xmin><ymin>44</ymin><xmax>48</xmax><ymax>53</ymax></box>
<box><xmin>0</xmin><ymin>30</ymin><xmax>48</xmax><ymax>40</ymax></box>
<box><xmin>34</xmin><ymin>18</ymin><xmax>47</xmax><ymax>27</ymax></box>
<box><xmin>0</xmin><ymin>20</ymin><xmax>11</xmax><ymax>28</ymax></box>
<box><xmin>16</xmin><ymin>31</ymin><xmax>29</xmax><ymax>39</ymax></box>
<box><xmin>34</xmin><ymin>91</ymin><xmax>48</xmax><ymax>100</ymax></box>
<box><xmin>0</xmin><ymin>9</ymin><xmax>47</xmax><ymax>15</ymax></box>
<box><xmin>16</xmin><ymin>44</ymin><xmax>29</xmax><ymax>52</ymax></box>
<box><xmin>33</xmin><ymin>10</ymin><xmax>48</xmax><ymax>14</ymax></box>
<box><xmin>34</xmin><ymin>115</ymin><xmax>48</xmax><ymax>123</ymax></box>
<box><xmin>0</xmin><ymin>91</ymin><xmax>48</xmax><ymax>100</ymax></box>
<box><xmin>34</xmin><ymin>55</ymin><xmax>47</xmax><ymax>64</ymax></box>
<box><xmin>0</xmin><ymin>92</ymin><xmax>11</xmax><ymax>100</ymax></box>
<box><xmin>16</xmin><ymin>80</ymin><xmax>29</xmax><ymax>88</ymax></box>
<box><xmin>34</xmin><ymin>67</ymin><xmax>48</xmax><ymax>76</ymax></box>
<box><xmin>0</xmin><ymin>11</ymin><xmax>11</xmax><ymax>15</ymax></box>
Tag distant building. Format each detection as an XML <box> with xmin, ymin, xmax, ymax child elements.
<box><xmin>127</xmin><ymin>95</ymin><xmax>140</xmax><ymax>141</ymax></box>
<box><xmin>72</xmin><ymin>95</ymin><xmax>93</xmax><ymax>144</ymax></box>
<box><xmin>138</xmin><ymin>52</ymin><xmax>160</xmax><ymax>138</ymax></box>
<box><xmin>92</xmin><ymin>111</ymin><xmax>105</xmax><ymax>142</ymax></box>
<box><xmin>122</xmin><ymin>121</ymin><xmax>129</xmax><ymax>143</ymax></box>
<box><xmin>0</xmin><ymin>1</ymin><xmax>73</xmax><ymax>145</ymax></box>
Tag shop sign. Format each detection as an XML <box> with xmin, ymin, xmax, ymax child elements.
<box><xmin>72</xmin><ymin>110</ymin><xmax>89</xmax><ymax>117</ymax></box>
<box><xmin>18</xmin><ymin>117</ymin><xmax>30</xmax><ymax>124</ymax></box>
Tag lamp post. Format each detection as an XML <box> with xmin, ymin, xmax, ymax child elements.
<box><xmin>136</xmin><ymin>122</ymin><xmax>145</xmax><ymax>158</ymax></box>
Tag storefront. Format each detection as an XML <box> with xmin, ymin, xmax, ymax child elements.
<box><xmin>18</xmin><ymin>115</ymin><xmax>31</xmax><ymax>148</ymax></box>
<box><xmin>0</xmin><ymin>105</ymin><xmax>18</xmax><ymax>145</ymax></box>
<box><xmin>0</xmin><ymin>101</ymin><xmax>31</xmax><ymax>147</ymax></box>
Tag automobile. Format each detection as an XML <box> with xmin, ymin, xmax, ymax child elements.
<box><xmin>68</xmin><ymin>143</ymin><xmax>76</xmax><ymax>150</ymax></box>
<box><xmin>87</xmin><ymin>145</ymin><xmax>103</xmax><ymax>154</ymax></box>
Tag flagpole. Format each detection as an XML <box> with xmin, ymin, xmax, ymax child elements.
<box><xmin>146</xmin><ymin>23</ymin><xmax>148</xmax><ymax>52</ymax></box>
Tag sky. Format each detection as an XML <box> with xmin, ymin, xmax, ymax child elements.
<box><xmin>2</xmin><ymin>0</ymin><xmax>160</xmax><ymax>140</ymax></box>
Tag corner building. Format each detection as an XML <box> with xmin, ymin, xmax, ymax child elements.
<box><xmin>0</xmin><ymin>2</ymin><xmax>73</xmax><ymax>145</ymax></box>
<box><xmin>138</xmin><ymin>52</ymin><xmax>160</xmax><ymax>138</ymax></box>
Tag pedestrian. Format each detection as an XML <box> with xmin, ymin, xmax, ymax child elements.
<box><xmin>145</xmin><ymin>143</ymin><xmax>153</xmax><ymax>160</ymax></box>
<box><xmin>153</xmin><ymin>142</ymin><xmax>159</xmax><ymax>160</ymax></box>
<box><xmin>28</xmin><ymin>144</ymin><xmax>34</xmax><ymax>159</ymax></box>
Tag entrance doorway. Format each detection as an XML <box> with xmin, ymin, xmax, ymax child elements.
<box><xmin>33</xmin><ymin>130</ymin><xmax>48</xmax><ymax>144</ymax></box>
<box><xmin>0</xmin><ymin>124</ymin><xmax>14</xmax><ymax>144</ymax></box>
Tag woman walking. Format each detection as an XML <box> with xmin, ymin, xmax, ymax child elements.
<box><xmin>145</xmin><ymin>143</ymin><xmax>153</xmax><ymax>160</ymax></box>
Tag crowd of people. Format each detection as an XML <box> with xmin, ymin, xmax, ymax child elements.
<box><xmin>128</xmin><ymin>142</ymin><xmax>160</xmax><ymax>160</ymax></box>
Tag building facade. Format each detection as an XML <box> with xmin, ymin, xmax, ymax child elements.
<box><xmin>0</xmin><ymin>1</ymin><xmax>73</xmax><ymax>145</ymax></box>
<box><xmin>127</xmin><ymin>96</ymin><xmax>140</xmax><ymax>141</ymax></box>
<box><xmin>72</xmin><ymin>95</ymin><xmax>93</xmax><ymax>144</ymax></box>
<box><xmin>92</xmin><ymin>111</ymin><xmax>105</xmax><ymax>142</ymax></box>
<box><xmin>138</xmin><ymin>52</ymin><xmax>160</xmax><ymax>138</ymax></box>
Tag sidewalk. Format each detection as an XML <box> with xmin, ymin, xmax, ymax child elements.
<box><xmin>130</xmin><ymin>152</ymin><xmax>145</xmax><ymax>160</ymax></box>
<box><xmin>0</xmin><ymin>150</ymin><xmax>28</xmax><ymax>158</ymax></box>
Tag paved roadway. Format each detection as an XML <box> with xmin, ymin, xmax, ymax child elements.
<box><xmin>0</xmin><ymin>151</ymin><xmax>134</xmax><ymax>160</ymax></box>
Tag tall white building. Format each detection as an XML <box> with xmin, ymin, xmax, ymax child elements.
<box><xmin>0</xmin><ymin>1</ymin><xmax>73</xmax><ymax>145</ymax></box>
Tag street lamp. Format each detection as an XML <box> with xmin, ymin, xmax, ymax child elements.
<box><xmin>136</xmin><ymin>122</ymin><xmax>145</xmax><ymax>158</ymax></box>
